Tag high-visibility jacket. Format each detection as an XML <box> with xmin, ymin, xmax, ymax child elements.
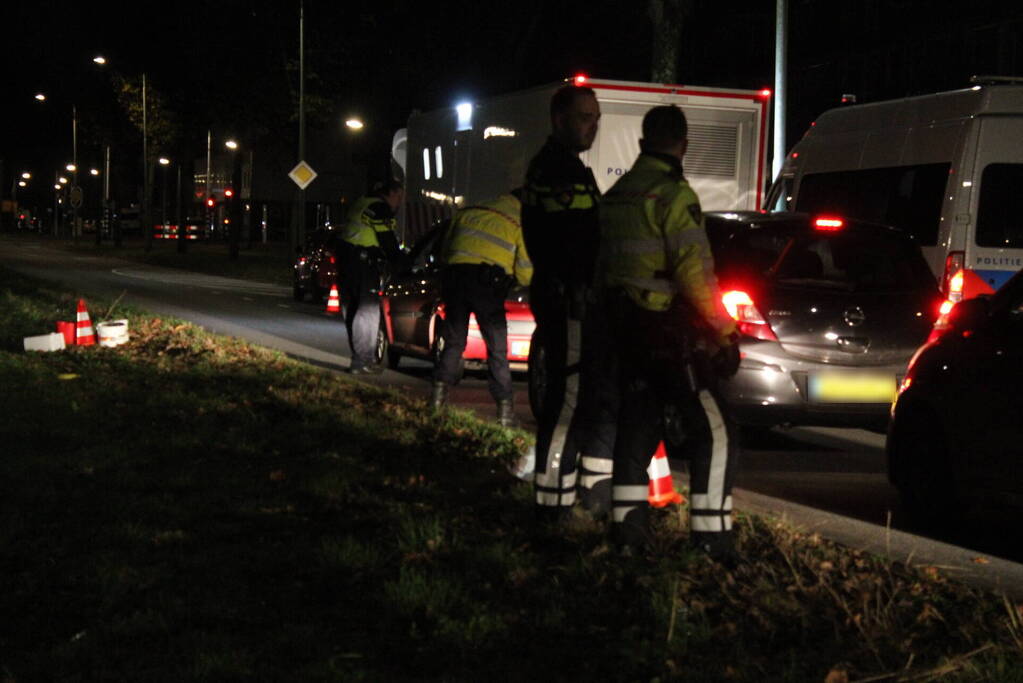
<box><xmin>340</xmin><ymin>195</ymin><xmax>400</xmax><ymax>257</ymax></box>
<box><xmin>521</xmin><ymin>137</ymin><xmax>601</xmax><ymax>286</ymax></box>
<box><xmin>442</xmin><ymin>194</ymin><xmax>533</xmax><ymax>287</ymax></box>
<box><xmin>598</xmin><ymin>153</ymin><xmax>736</xmax><ymax>343</ymax></box>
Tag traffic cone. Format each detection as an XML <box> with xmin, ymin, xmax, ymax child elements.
<box><xmin>647</xmin><ymin>441</ymin><xmax>684</xmax><ymax>508</ymax></box>
<box><xmin>325</xmin><ymin>283</ymin><xmax>341</xmax><ymax>315</ymax></box>
<box><xmin>74</xmin><ymin>299</ymin><xmax>96</xmax><ymax>346</ymax></box>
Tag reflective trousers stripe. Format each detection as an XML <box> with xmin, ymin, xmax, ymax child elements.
<box><xmin>696</xmin><ymin>388</ymin><xmax>729</xmax><ymax>512</ymax></box>
<box><xmin>612</xmin><ymin>484</ymin><xmax>649</xmax><ymax>522</ymax></box>
<box><xmin>546</xmin><ymin>316</ymin><xmax>582</xmax><ymax>477</ymax></box>
<box><xmin>535</xmin><ymin>469</ymin><xmax>578</xmax><ymax>507</ymax></box>
<box><xmin>691</xmin><ymin>494</ymin><xmax>733</xmax><ymax>512</ymax></box>
<box><xmin>580</xmin><ymin>453</ymin><xmax>613</xmax><ymax>490</ymax></box>
<box><xmin>691</xmin><ymin>513</ymin><xmax>733</xmax><ymax>532</ymax></box>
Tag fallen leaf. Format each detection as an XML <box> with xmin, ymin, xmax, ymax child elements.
<box><xmin>972</xmin><ymin>556</ymin><xmax>990</xmax><ymax>564</ymax></box>
<box><xmin>824</xmin><ymin>668</ymin><xmax>849</xmax><ymax>683</ymax></box>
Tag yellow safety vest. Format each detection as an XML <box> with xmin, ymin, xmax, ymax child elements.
<box><xmin>341</xmin><ymin>196</ymin><xmax>396</xmax><ymax>248</ymax></box>
<box><xmin>598</xmin><ymin>154</ymin><xmax>736</xmax><ymax>340</ymax></box>
<box><xmin>442</xmin><ymin>194</ymin><xmax>533</xmax><ymax>287</ymax></box>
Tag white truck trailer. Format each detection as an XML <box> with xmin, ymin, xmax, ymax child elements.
<box><xmin>391</xmin><ymin>77</ymin><xmax>771</xmax><ymax>242</ymax></box>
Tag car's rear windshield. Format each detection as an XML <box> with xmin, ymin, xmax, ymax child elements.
<box><xmin>714</xmin><ymin>224</ymin><xmax>936</xmax><ymax>293</ymax></box>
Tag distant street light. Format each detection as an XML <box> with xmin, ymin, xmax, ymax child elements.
<box><xmin>59</xmin><ymin>177</ymin><xmax>68</xmax><ymax>185</ymax></box>
<box><xmin>21</xmin><ymin>172</ymin><xmax>31</xmax><ymax>180</ymax></box>
<box><xmin>158</xmin><ymin>157</ymin><xmax>170</xmax><ymax>165</ymax></box>
<box><xmin>90</xmin><ymin>168</ymin><xmax>100</xmax><ymax>176</ymax></box>
<box><xmin>18</xmin><ymin>181</ymin><xmax>27</xmax><ymax>188</ymax></box>
<box><xmin>93</xmin><ymin>56</ymin><xmax>106</xmax><ymax>65</ymax></box>
<box><xmin>66</xmin><ymin>164</ymin><xmax>76</xmax><ymax>172</ymax></box>
<box><xmin>34</xmin><ymin>93</ymin><xmax>46</xmax><ymax>101</ymax></box>
<box><xmin>225</xmin><ymin>140</ymin><xmax>239</xmax><ymax>150</ymax></box>
<box><xmin>345</xmin><ymin>118</ymin><xmax>364</xmax><ymax>131</ymax></box>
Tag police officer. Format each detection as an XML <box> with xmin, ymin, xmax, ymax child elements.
<box><xmin>431</xmin><ymin>191</ymin><xmax>532</xmax><ymax>426</ymax></box>
<box><xmin>522</xmin><ymin>84</ymin><xmax>615</xmax><ymax>520</ymax></box>
<box><xmin>597</xmin><ymin>105</ymin><xmax>741</xmax><ymax>560</ymax></box>
<box><xmin>339</xmin><ymin>180</ymin><xmax>404</xmax><ymax>374</ymax></box>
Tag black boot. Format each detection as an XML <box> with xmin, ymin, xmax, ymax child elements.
<box><xmin>496</xmin><ymin>399</ymin><xmax>515</xmax><ymax>427</ymax></box>
<box><xmin>430</xmin><ymin>381</ymin><xmax>448</xmax><ymax>411</ymax></box>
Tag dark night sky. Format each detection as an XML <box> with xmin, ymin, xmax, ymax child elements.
<box><xmin>4</xmin><ymin>1</ymin><xmax>1023</xmax><ymax>205</ymax></box>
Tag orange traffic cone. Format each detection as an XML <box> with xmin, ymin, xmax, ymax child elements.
<box><xmin>325</xmin><ymin>284</ymin><xmax>341</xmax><ymax>315</ymax></box>
<box><xmin>75</xmin><ymin>299</ymin><xmax>96</xmax><ymax>346</ymax></box>
<box><xmin>647</xmin><ymin>441</ymin><xmax>684</xmax><ymax>508</ymax></box>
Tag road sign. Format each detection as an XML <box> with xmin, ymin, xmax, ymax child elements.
<box><xmin>69</xmin><ymin>186</ymin><xmax>84</xmax><ymax>209</ymax></box>
<box><xmin>288</xmin><ymin>161</ymin><xmax>318</xmax><ymax>190</ymax></box>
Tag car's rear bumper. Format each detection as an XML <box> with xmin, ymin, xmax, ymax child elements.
<box><xmin>720</xmin><ymin>341</ymin><xmax>910</xmax><ymax>429</ymax></box>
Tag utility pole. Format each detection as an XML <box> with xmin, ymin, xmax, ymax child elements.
<box><xmin>142</xmin><ymin>73</ymin><xmax>151</xmax><ymax>251</ymax></box>
<box><xmin>773</xmin><ymin>0</ymin><xmax>788</xmax><ymax>189</ymax></box>
<box><xmin>297</xmin><ymin>0</ymin><xmax>307</xmax><ymax>252</ymax></box>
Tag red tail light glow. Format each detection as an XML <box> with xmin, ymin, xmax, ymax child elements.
<box><xmin>721</xmin><ymin>289</ymin><xmax>778</xmax><ymax>341</ymax></box>
<box><xmin>574</xmin><ymin>73</ymin><xmax>588</xmax><ymax>86</ymax></box>
<box><xmin>942</xmin><ymin>251</ymin><xmax>965</xmax><ymax>297</ymax></box>
<box><xmin>813</xmin><ymin>217</ymin><xmax>844</xmax><ymax>231</ymax></box>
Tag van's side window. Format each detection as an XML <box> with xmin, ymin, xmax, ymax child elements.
<box><xmin>977</xmin><ymin>164</ymin><xmax>1023</xmax><ymax>248</ymax></box>
<box><xmin>794</xmin><ymin>163</ymin><xmax>948</xmax><ymax>246</ymax></box>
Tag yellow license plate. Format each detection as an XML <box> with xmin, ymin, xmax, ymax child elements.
<box><xmin>809</xmin><ymin>372</ymin><xmax>896</xmax><ymax>403</ymax></box>
<box><xmin>511</xmin><ymin>340</ymin><xmax>531</xmax><ymax>358</ymax></box>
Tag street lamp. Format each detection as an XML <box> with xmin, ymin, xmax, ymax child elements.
<box><xmin>345</xmin><ymin>117</ymin><xmax>364</xmax><ymax>131</ymax></box>
<box><xmin>93</xmin><ymin>55</ymin><xmax>106</xmax><ymax>65</ymax></box>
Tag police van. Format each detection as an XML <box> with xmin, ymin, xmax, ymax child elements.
<box><xmin>392</xmin><ymin>76</ymin><xmax>771</xmax><ymax>244</ymax></box>
<box><xmin>767</xmin><ymin>77</ymin><xmax>1023</xmax><ymax>304</ymax></box>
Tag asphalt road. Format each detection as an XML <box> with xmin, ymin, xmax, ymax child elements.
<box><xmin>2</xmin><ymin>236</ymin><xmax>1020</xmax><ymax>574</ymax></box>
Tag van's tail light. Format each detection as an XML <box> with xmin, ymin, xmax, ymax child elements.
<box><xmin>329</xmin><ymin>255</ymin><xmax>337</xmax><ymax>265</ymax></box>
<box><xmin>928</xmin><ymin>292</ymin><xmax>961</xmax><ymax>344</ymax></box>
<box><xmin>813</xmin><ymin>216</ymin><xmax>844</xmax><ymax>231</ymax></box>
<box><xmin>721</xmin><ymin>290</ymin><xmax>778</xmax><ymax>341</ymax></box>
<box><xmin>942</xmin><ymin>251</ymin><xmax>965</xmax><ymax>298</ymax></box>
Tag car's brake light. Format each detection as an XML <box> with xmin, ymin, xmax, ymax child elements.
<box><xmin>813</xmin><ymin>216</ymin><xmax>844</xmax><ymax>231</ymax></box>
<box><xmin>941</xmin><ymin>251</ymin><xmax>965</xmax><ymax>297</ymax></box>
<box><xmin>329</xmin><ymin>256</ymin><xmax>336</xmax><ymax>265</ymax></box>
<box><xmin>721</xmin><ymin>289</ymin><xmax>778</xmax><ymax>341</ymax></box>
<box><xmin>948</xmin><ymin>268</ymin><xmax>965</xmax><ymax>303</ymax></box>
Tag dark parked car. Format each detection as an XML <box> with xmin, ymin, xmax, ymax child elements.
<box><xmin>888</xmin><ymin>268</ymin><xmax>1023</xmax><ymax>522</ymax></box>
<box><xmin>706</xmin><ymin>212</ymin><xmax>941</xmax><ymax>430</ymax></box>
<box><xmin>293</xmin><ymin>228</ymin><xmax>340</xmax><ymax>301</ymax></box>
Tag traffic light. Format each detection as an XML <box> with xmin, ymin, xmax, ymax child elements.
<box><xmin>224</xmin><ymin>188</ymin><xmax>234</xmax><ymax>199</ymax></box>
<box><xmin>206</xmin><ymin>196</ymin><xmax>216</xmax><ymax>209</ymax></box>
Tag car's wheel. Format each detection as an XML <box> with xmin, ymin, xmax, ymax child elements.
<box><xmin>375</xmin><ymin>324</ymin><xmax>389</xmax><ymax>367</ymax></box>
<box><xmin>527</xmin><ymin>332</ymin><xmax>548</xmax><ymax>420</ymax></box>
<box><xmin>890</xmin><ymin>405</ymin><xmax>956</xmax><ymax>528</ymax></box>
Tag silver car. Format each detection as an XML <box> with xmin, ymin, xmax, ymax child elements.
<box><xmin>706</xmin><ymin>212</ymin><xmax>941</xmax><ymax>431</ymax></box>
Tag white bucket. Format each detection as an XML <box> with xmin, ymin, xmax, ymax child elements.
<box><xmin>97</xmin><ymin>319</ymin><xmax>130</xmax><ymax>347</ymax></box>
<box><xmin>24</xmin><ymin>332</ymin><xmax>66</xmax><ymax>352</ymax></box>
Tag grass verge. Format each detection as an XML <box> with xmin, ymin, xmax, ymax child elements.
<box><xmin>1</xmin><ymin>266</ymin><xmax>1022</xmax><ymax>682</ymax></box>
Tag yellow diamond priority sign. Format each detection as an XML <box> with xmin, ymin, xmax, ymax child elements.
<box><xmin>288</xmin><ymin>161</ymin><xmax>318</xmax><ymax>190</ymax></box>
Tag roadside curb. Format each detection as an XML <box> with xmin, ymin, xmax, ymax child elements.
<box><xmin>674</xmin><ymin>469</ymin><xmax>1023</xmax><ymax>599</ymax></box>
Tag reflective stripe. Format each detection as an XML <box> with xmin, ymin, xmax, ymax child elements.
<box><xmin>545</xmin><ymin>318</ymin><xmax>582</xmax><ymax>474</ymax></box>
<box><xmin>664</xmin><ymin>228</ymin><xmax>707</xmax><ymax>253</ymax></box>
<box><xmin>691</xmin><ymin>494</ymin><xmax>733</xmax><ymax>512</ymax></box>
<box><xmin>581</xmin><ymin>456</ymin><xmax>614</xmax><ymax>474</ymax></box>
<box><xmin>613</xmin><ymin>485</ymin><xmax>649</xmax><ymax>503</ymax></box>
<box><xmin>580</xmin><ymin>472</ymin><xmax>612</xmax><ymax>489</ymax></box>
<box><xmin>453</xmin><ymin>225</ymin><xmax>517</xmax><ymax>255</ymax></box>
<box><xmin>697</xmin><ymin>389</ymin><xmax>729</xmax><ymax>512</ymax></box>
<box><xmin>646</xmin><ymin>455</ymin><xmax>671</xmax><ymax>479</ymax></box>
<box><xmin>613</xmin><ymin>505</ymin><xmax>642</xmax><ymax>522</ymax></box>
<box><xmin>534</xmin><ymin>468</ymin><xmax>577</xmax><ymax>490</ymax></box>
<box><xmin>447</xmin><ymin>250</ymin><xmax>508</xmax><ymax>269</ymax></box>
<box><xmin>537</xmin><ymin>490</ymin><xmax>577</xmax><ymax>506</ymax></box>
<box><xmin>691</xmin><ymin>515</ymin><xmax>733</xmax><ymax>532</ymax></box>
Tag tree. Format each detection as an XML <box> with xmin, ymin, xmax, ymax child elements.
<box><xmin>648</xmin><ymin>0</ymin><xmax>693</xmax><ymax>83</ymax></box>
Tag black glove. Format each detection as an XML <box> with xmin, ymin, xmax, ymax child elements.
<box><xmin>712</xmin><ymin>336</ymin><xmax>741</xmax><ymax>378</ymax></box>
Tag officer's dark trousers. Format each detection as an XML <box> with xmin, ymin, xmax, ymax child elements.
<box><xmin>606</xmin><ymin>291</ymin><xmax>738</xmax><ymax>546</ymax></box>
<box><xmin>531</xmin><ymin>274</ymin><xmax>616</xmax><ymax>512</ymax></box>
<box><xmin>340</xmin><ymin>252</ymin><xmax>381</xmax><ymax>369</ymax></box>
<box><xmin>434</xmin><ymin>264</ymin><xmax>512</xmax><ymax>402</ymax></box>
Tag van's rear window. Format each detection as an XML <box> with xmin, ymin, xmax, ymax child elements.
<box><xmin>977</xmin><ymin>164</ymin><xmax>1023</xmax><ymax>248</ymax></box>
<box><xmin>795</xmin><ymin>164</ymin><xmax>947</xmax><ymax>246</ymax></box>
